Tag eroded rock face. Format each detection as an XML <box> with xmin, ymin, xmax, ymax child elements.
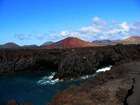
<box><xmin>0</xmin><ymin>45</ymin><xmax>140</xmax><ymax>79</ymax></box>
<box><xmin>49</xmin><ymin>62</ymin><xmax>140</xmax><ymax>105</ymax></box>
<box><xmin>55</xmin><ymin>45</ymin><xmax>140</xmax><ymax>79</ymax></box>
<box><xmin>0</xmin><ymin>49</ymin><xmax>63</xmax><ymax>74</ymax></box>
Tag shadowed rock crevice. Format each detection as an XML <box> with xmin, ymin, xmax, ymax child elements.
<box><xmin>34</xmin><ymin>58</ymin><xmax>58</xmax><ymax>71</ymax></box>
<box><xmin>124</xmin><ymin>78</ymin><xmax>135</xmax><ymax>105</ymax></box>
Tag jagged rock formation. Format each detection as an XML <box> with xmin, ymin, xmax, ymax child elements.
<box><xmin>49</xmin><ymin>62</ymin><xmax>140</xmax><ymax>105</ymax></box>
<box><xmin>0</xmin><ymin>45</ymin><xmax>140</xmax><ymax>79</ymax></box>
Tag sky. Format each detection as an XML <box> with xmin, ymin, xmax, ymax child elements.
<box><xmin>0</xmin><ymin>0</ymin><xmax>140</xmax><ymax>45</ymax></box>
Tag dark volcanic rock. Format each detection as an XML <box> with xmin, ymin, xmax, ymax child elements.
<box><xmin>0</xmin><ymin>49</ymin><xmax>63</xmax><ymax>74</ymax></box>
<box><xmin>0</xmin><ymin>45</ymin><xmax>140</xmax><ymax>79</ymax></box>
<box><xmin>55</xmin><ymin>45</ymin><xmax>140</xmax><ymax>79</ymax></box>
<box><xmin>49</xmin><ymin>62</ymin><xmax>140</xmax><ymax>105</ymax></box>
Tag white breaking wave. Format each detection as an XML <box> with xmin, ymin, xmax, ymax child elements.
<box><xmin>37</xmin><ymin>72</ymin><xmax>60</xmax><ymax>85</ymax></box>
<box><xmin>96</xmin><ymin>66</ymin><xmax>112</xmax><ymax>73</ymax></box>
<box><xmin>80</xmin><ymin>66</ymin><xmax>112</xmax><ymax>80</ymax></box>
<box><xmin>80</xmin><ymin>74</ymin><xmax>96</xmax><ymax>80</ymax></box>
<box><xmin>37</xmin><ymin>66</ymin><xmax>112</xmax><ymax>85</ymax></box>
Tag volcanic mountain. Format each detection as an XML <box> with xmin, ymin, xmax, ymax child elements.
<box><xmin>0</xmin><ymin>42</ymin><xmax>20</xmax><ymax>48</ymax></box>
<box><xmin>120</xmin><ymin>36</ymin><xmax>140</xmax><ymax>45</ymax></box>
<box><xmin>41</xmin><ymin>37</ymin><xmax>97</xmax><ymax>49</ymax></box>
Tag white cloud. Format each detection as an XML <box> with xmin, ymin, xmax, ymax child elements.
<box><xmin>80</xmin><ymin>26</ymin><xmax>101</xmax><ymax>34</ymax></box>
<box><xmin>58</xmin><ymin>17</ymin><xmax>140</xmax><ymax>40</ymax></box>
<box><xmin>60</xmin><ymin>31</ymin><xmax>69</xmax><ymax>37</ymax></box>
<box><xmin>92</xmin><ymin>16</ymin><xmax>107</xmax><ymax>26</ymax></box>
<box><xmin>60</xmin><ymin>31</ymin><xmax>80</xmax><ymax>37</ymax></box>
<box><xmin>15</xmin><ymin>34</ymin><xmax>32</xmax><ymax>41</ymax></box>
<box><xmin>106</xmin><ymin>29</ymin><xmax>121</xmax><ymax>35</ymax></box>
<box><xmin>120</xmin><ymin>22</ymin><xmax>130</xmax><ymax>32</ymax></box>
<box><xmin>79</xmin><ymin>17</ymin><xmax>107</xmax><ymax>35</ymax></box>
<box><xmin>130</xmin><ymin>21</ymin><xmax>140</xmax><ymax>34</ymax></box>
<box><xmin>15</xmin><ymin>17</ymin><xmax>140</xmax><ymax>42</ymax></box>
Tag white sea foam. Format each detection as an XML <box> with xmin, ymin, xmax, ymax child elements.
<box><xmin>37</xmin><ymin>66</ymin><xmax>112</xmax><ymax>85</ymax></box>
<box><xmin>37</xmin><ymin>72</ymin><xmax>60</xmax><ymax>85</ymax></box>
<box><xmin>80</xmin><ymin>66</ymin><xmax>112</xmax><ymax>80</ymax></box>
<box><xmin>96</xmin><ymin>66</ymin><xmax>112</xmax><ymax>73</ymax></box>
<box><xmin>81</xmin><ymin>74</ymin><xmax>95</xmax><ymax>80</ymax></box>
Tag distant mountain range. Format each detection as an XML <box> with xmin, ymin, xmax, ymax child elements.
<box><xmin>41</xmin><ymin>41</ymin><xmax>54</xmax><ymax>47</ymax></box>
<box><xmin>0</xmin><ymin>36</ymin><xmax>140</xmax><ymax>49</ymax></box>
<box><xmin>92</xmin><ymin>36</ymin><xmax>140</xmax><ymax>46</ymax></box>
<box><xmin>92</xmin><ymin>40</ymin><xmax>119</xmax><ymax>46</ymax></box>
<box><xmin>22</xmin><ymin>45</ymin><xmax>39</xmax><ymax>49</ymax></box>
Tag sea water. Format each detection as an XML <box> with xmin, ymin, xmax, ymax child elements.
<box><xmin>0</xmin><ymin>72</ymin><xmax>80</xmax><ymax>105</ymax></box>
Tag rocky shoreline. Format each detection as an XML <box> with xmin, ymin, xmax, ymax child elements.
<box><xmin>4</xmin><ymin>62</ymin><xmax>140</xmax><ymax>105</ymax></box>
<box><xmin>49</xmin><ymin>62</ymin><xmax>140</xmax><ymax>105</ymax></box>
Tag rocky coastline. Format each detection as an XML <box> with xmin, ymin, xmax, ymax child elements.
<box><xmin>0</xmin><ymin>44</ymin><xmax>140</xmax><ymax>105</ymax></box>
<box><xmin>49</xmin><ymin>61</ymin><xmax>140</xmax><ymax>105</ymax></box>
<box><xmin>4</xmin><ymin>62</ymin><xmax>140</xmax><ymax>105</ymax></box>
<box><xmin>0</xmin><ymin>44</ymin><xmax>140</xmax><ymax>79</ymax></box>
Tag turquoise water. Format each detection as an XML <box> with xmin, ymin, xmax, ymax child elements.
<box><xmin>0</xmin><ymin>72</ymin><xmax>80</xmax><ymax>105</ymax></box>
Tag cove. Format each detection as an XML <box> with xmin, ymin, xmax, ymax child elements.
<box><xmin>0</xmin><ymin>71</ymin><xmax>81</xmax><ymax>105</ymax></box>
<box><xmin>0</xmin><ymin>66</ymin><xmax>112</xmax><ymax>105</ymax></box>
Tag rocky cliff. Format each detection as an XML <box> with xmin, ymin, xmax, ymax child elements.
<box><xmin>0</xmin><ymin>45</ymin><xmax>140</xmax><ymax>79</ymax></box>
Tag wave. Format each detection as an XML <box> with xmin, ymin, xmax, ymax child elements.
<box><xmin>96</xmin><ymin>65</ymin><xmax>112</xmax><ymax>73</ymax></box>
<box><xmin>79</xmin><ymin>66</ymin><xmax>112</xmax><ymax>80</ymax></box>
<box><xmin>37</xmin><ymin>72</ymin><xmax>60</xmax><ymax>85</ymax></box>
<box><xmin>37</xmin><ymin>66</ymin><xmax>112</xmax><ymax>85</ymax></box>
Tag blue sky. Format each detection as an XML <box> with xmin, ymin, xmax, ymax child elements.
<box><xmin>0</xmin><ymin>0</ymin><xmax>140</xmax><ymax>45</ymax></box>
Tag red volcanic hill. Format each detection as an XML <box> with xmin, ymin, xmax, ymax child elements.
<box><xmin>41</xmin><ymin>37</ymin><xmax>98</xmax><ymax>49</ymax></box>
<box><xmin>120</xmin><ymin>36</ymin><xmax>140</xmax><ymax>45</ymax></box>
